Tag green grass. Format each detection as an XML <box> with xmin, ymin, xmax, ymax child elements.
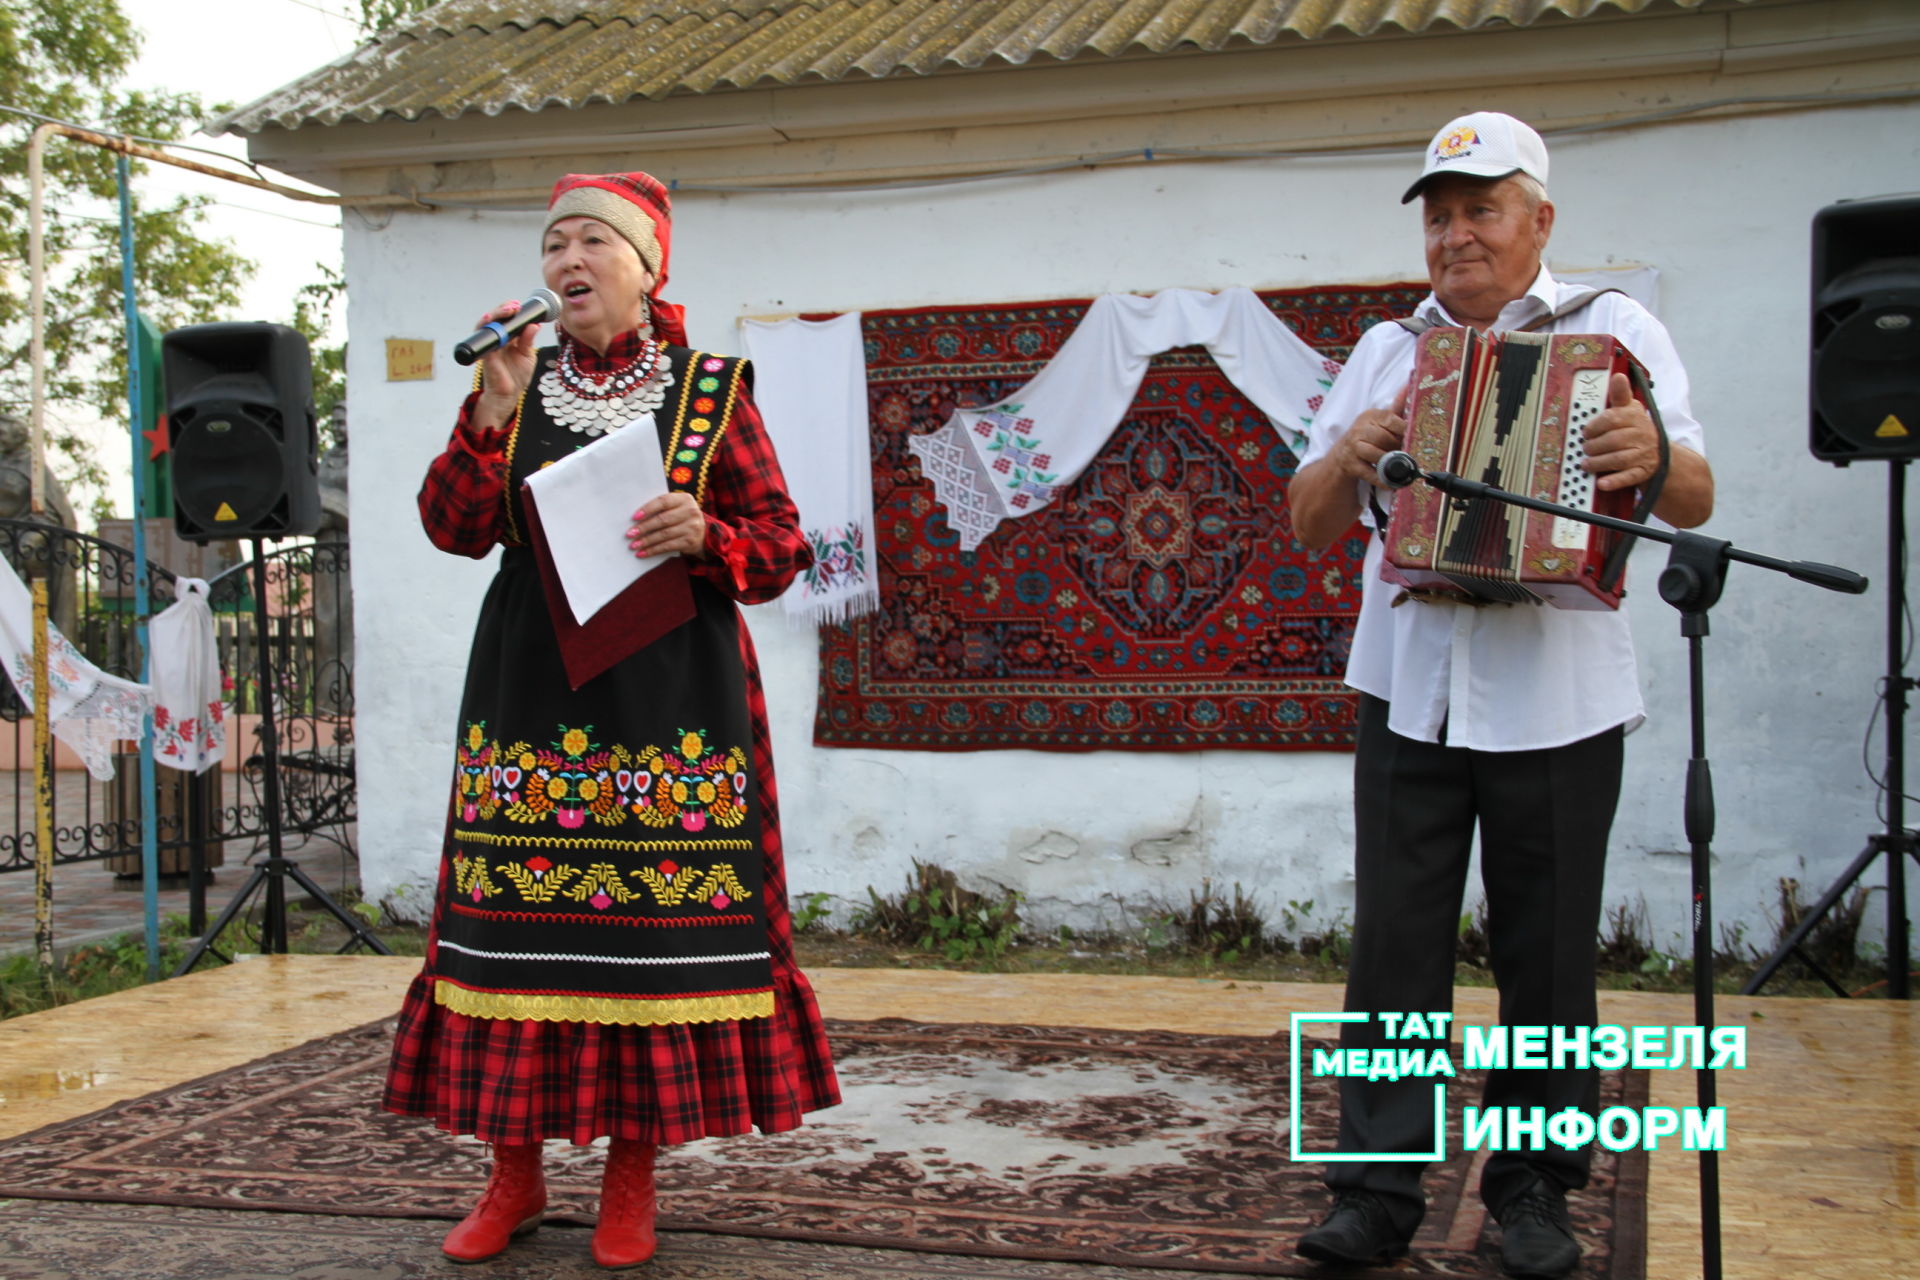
<box><xmin>792</xmin><ymin>929</ymin><xmax>1890</xmax><ymax>999</ymax></box>
<box><xmin>3</xmin><ymin>891</ymin><xmax>1897</xmax><ymax>1023</ymax></box>
<box><xmin>0</xmin><ymin>918</ymin><xmax>194</xmax><ymax>1019</ymax></box>
<box><xmin>0</xmin><ymin>895</ymin><xmax>428</xmax><ymax>1021</ymax></box>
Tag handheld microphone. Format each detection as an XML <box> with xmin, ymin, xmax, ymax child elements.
<box><xmin>453</xmin><ymin>288</ymin><xmax>561</xmax><ymax>366</ymax></box>
<box><xmin>1374</xmin><ymin>450</ymin><xmax>1422</xmax><ymax>490</ymax></box>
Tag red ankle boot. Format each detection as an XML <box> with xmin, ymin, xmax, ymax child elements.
<box><xmin>591</xmin><ymin>1139</ymin><xmax>658</xmax><ymax>1269</ymax></box>
<box><xmin>442</xmin><ymin>1141</ymin><xmax>547</xmax><ymax>1264</ymax></box>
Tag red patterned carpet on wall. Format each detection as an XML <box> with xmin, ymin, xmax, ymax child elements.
<box><xmin>815</xmin><ymin>283</ymin><xmax>1427</xmax><ymax>752</ymax></box>
<box><xmin>0</xmin><ymin>1016</ymin><xmax>1646</xmax><ymax>1279</ymax></box>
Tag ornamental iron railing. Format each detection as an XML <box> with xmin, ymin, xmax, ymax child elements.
<box><xmin>0</xmin><ymin>524</ymin><xmax>355</xmax><ymax>894</ymax></box>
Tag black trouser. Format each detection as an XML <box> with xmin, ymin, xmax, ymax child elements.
<box><xmin>1324</xmin><ymin>694</ymin><xmax>1624</xmax><ymax>1235</ymax></box>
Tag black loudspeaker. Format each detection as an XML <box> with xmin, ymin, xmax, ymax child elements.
<box><xmin>1811</xmin><ymin>195</ymin><xmax>1920</xmax><ymax>464</ymax></box>
<box><xmin>162</xmin><ymin>322</ymin><xmax>320</xmax><ymax>541</ymax></box>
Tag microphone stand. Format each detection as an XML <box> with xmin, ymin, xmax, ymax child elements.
<box><xmin>1381</xmin><ymin>460</ymin><xmax>1868</xmax><ymax>1280</ymax></box>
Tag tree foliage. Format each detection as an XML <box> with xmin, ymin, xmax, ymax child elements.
<box><xmin>291</xmin><ymin>261</ymin><xmax>346</xmax><ymax>429</ymax></box>
<box><xmin>359</xmin><ymin>0</ymin><xmax>439</xmax><ymax>36</ymax></box>
<box><xmin>0</xmin><ymin>0</ymin><xmax>251</xmax><ymax>499</ymax></box>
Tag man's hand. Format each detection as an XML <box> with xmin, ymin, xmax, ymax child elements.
<box><xmin>1326</xmin><ymin>385</ymin><xmax>1411</xmax><ymax>485</ymax></box>
<box><xmin>1583</xmin><ymin>372</ymin><xmax>1663</xmax><ymax>492</ymax></box>
<box><xmin>628</xmin><ymin>492</ymin><xmax>708</xmax><ymax>560</ymax></box>
<box><xmin>1288</xmin><ymin>384</ymin><xmax>1411</xmax><ymax>551</ymax></box>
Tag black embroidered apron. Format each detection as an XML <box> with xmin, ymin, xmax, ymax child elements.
<box><xmin>431</xmin><ymin>346</ymin><xmax>775</xmax><ymax>1025</ymax></box>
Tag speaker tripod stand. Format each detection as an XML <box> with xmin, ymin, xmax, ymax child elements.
<box><xmin>173</xmin><ymin>538</ymin><xmax>389</xmax><ymax>975</ymax></box>
<box><xmin>1745</xmin><ymin>460</ymin><xmax>1915</xmax><ymax>998</ymax></box>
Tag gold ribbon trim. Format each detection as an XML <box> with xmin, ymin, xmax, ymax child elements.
<box><xmin>453</xmin><ymin>829</ymin><xmax>753</xmax><ymax>853</ymax></box>
<box><xmin>433</xmin><ymin>979</ymin><xmax>773</xmax><ymax>1026</ymax></box>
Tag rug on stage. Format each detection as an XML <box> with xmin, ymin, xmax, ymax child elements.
<box><xmin>0</xmin><ymin>1016</ymin><xmax>1645</xmax><ymax>1279</ymax></box>
<box><xmin>0</xmin><ymin>1201</ymin><xmax>1265</xmax><ymax>1280</ymax></box>
<box><xmin>814</xmin><ymin>283</ymin><xmax>1428</xmax><ymax>752</ymax></box>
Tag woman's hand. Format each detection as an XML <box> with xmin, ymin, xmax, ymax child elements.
<box><xmin>628</xmin><ymin>492</ymin><xmax>708</xmax><ymax>560</ymax></box>
<box><xmin>470</xmin><ymin>299</ymin><xmax>541</xmax><ymax>430</ymax></box>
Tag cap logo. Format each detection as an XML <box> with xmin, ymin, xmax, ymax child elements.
<box><xmin>1434</xmin><ymin>126</ymin><xmax>1480</xmax><ymax>159</ymax></box>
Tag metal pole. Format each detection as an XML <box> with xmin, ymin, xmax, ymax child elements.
<box><xmin>1887</xmin><ymin>461</ymin><xmax>1910</xmax><ymax>999</ymax></box>
<box><xmin>118</xmin><ymin>154</ymin><xmax>162</xmax><ymax>982</ymax></box>
<box><xmin>1684</xmin><ymin>620</ymin><xmax>1722</xmax><ymax>1280</ymax></box>
<box><xmin>251</xmin><ymin>543</ymin><xmax>288</xmax><ymax>954</ymax></box>
<box><xmin>26</xmin><ymin>125</ymin><xmax>55</xmax><ymax>985</ymax></box>
<box><xmin>6</xmin><ymin>121</ymin><xmax>415</xmax><ymax>212</ymax></box>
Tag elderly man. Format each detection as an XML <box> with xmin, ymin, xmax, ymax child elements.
<box><xmin>1287</xmin><ymin>112</ymin><xmax>1713</xmax><ymax>1279</ymax></box>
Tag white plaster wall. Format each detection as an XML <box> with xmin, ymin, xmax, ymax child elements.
<box><xmin>349</xmin><ymin>103</ymin><xmax>1919</xmax><ymax>953</ymax></box>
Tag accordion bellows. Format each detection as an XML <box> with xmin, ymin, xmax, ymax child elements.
<box><xmin>1384</xmin><ymin>325</ymin><xmax>1647</xmax><ymax>610</ymax></box>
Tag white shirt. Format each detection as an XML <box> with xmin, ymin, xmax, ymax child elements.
<box><xmin>1296</xmin><ymin>268</ymin><xmax>1706</xmax><ymax>751</ymax></box>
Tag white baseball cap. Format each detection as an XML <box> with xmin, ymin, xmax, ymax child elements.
<box><xmin>1402</xmin><ymin>111</ymin><xmax>1550</xmax><ymax>204</ymax></box>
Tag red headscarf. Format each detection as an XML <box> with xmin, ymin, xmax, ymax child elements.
<box><xmin>544</xmin><ymin>172</ymin><xmax>688</xmax><ymax>347</ymax></box>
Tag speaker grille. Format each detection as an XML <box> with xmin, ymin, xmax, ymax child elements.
<box><xmin>1810</xmin><ymin>199</ymin><xmax>1920</xmax><ymax>464</ymax></box>
<box><xmin>161</xmin><ymin>323</ymin><xmax>319</xmax><ymax>541</ymax></box>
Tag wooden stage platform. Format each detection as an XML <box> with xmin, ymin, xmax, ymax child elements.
<box><xmin>0</xmin><ymin>957</ymin><xmax>1912</xmax><ymax>1280</ymax></box>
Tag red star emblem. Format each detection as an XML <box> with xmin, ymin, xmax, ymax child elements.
<box><xmin>143</xmin><ymin>417</ymin><xmax>171</xmax><ymax>461</ymax></box>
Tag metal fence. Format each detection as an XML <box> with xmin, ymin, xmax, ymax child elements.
<box><xmin>0</xmin><ymin>522</ymin><xmax>355</xmax><ymax>893</ymax></box>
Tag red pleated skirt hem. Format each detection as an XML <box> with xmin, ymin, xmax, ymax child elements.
<box><xmin>382</xmin><ymin>965</ymin><xmax>841</xmax><ymax>1147</ymax></box>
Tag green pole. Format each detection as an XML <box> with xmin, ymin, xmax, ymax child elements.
<box><xmin>117</xmin><ymin>155</ymin><xmax>162</xmax><ymax>982</ymax></box>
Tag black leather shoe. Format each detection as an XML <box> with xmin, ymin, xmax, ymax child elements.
<box><xmin>1295</xmin><ymin>1190</ymin><xmax>1412</xmax><ymax>1265</ymax></box>
<box><xmin>1494</xmin><ymin>1179</ymin><xmax>1579</xmax><ymax>1279</ymax></box>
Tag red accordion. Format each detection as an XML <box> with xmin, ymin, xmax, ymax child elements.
<box><xmin>1383</xmin><ymin>325</ymin><xmax>1649</xmax><ymax>610</ymax></box>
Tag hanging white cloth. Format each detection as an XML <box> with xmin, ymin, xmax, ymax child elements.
<box><xmin>907</xmin><ymin>287</ymin><xmax>1334</xmax><ymax>551</ymax></box>
<box><xmin>0</xmin><ymin>554</ymin><xmax>153</xmax><ymax>781</ymax></box>
<box><xmin>148</xmin><ymin>577</ymin><xmax>226</xmax><ymax>774</ymax></box>
<box><xmin>740</xmin><ymin>312</ymin><xmax>880</xmax><ymax>624</ymax></box>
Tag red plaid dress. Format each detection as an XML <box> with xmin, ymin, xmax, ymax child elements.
<box><xmin>385</xmin><ymin>331</ymin><xmax>840</xmax><ymax>1146</ymax></box>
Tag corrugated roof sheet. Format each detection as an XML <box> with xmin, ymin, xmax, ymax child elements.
<box><xmin>220</xmin><ymin>0</ymin><xmax>1751</xmax><ymax>133</ymax></box>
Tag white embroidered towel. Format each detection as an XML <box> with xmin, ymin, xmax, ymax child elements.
<box><xmin>740</xmin><ymin>313</ymin><xmax>879</xmax><ymax>625</ymax></box>
<box><xmin>0</xmin><ymin>554</ymin><xmax>153</xmax><ymax>781</ymax></box>
<box><xmin>907</xmin><ymin>287</ymin><xmax>1333</xmax><ymax>551</ymax></box>
<box><xmin>149</xmin><ymin>577</ymin><xmax>225</xmax><ymax>774</ymax></box>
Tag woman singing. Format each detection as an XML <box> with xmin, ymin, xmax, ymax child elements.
<box><xmin>386</xmin><ymin>171</ymin><xmax>840</xmax><ymax>1269</ymax></box>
